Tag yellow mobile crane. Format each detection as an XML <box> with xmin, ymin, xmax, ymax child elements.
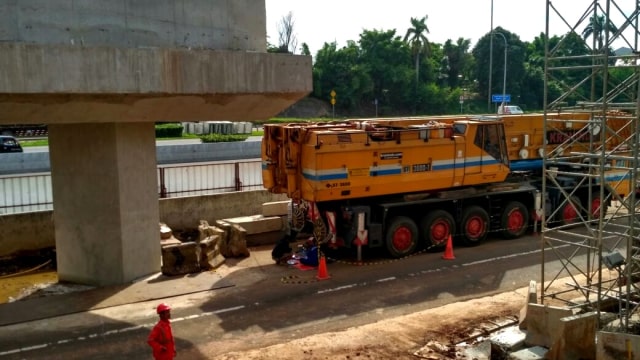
<box><xmin>262</xmin><ymin>112</ymin><xmax>634</xmax><ymax>258</ymax></box>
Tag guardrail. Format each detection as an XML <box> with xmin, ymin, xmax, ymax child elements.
<box><xmin>0</xmin><ymin>160</ymin><xmax>263</xmax><ymax>215</ymax></box>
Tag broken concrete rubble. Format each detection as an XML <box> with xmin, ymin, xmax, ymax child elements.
<box><xmin>159</xmin><ymin>220</ymin><xmax>228</xmax><ymax>276</ymax></box>
<box><xmin>214</xmin><ymin>219</ymin><xmax>250</xmax><ymax>258</ymax></box>
<box><xmin>409</xmin><ymin>278</ymin><xmax>640</xmax><ymax>360</ymax></box>
<box><xmin>161</xmin><ymin>242</ymin><xmax>201</xmax><ymax>276</ymax></box>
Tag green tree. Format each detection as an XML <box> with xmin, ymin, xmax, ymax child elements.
<box><xmin>359</xmin><ymin>29</ymin><xmax>413</xmax><ymax>114</ymax></box>
<box><xmin>300</xmin><ymin>43</ymin><xmax>310</xmax><ymax>56</ymax></box>
<box><xmin>472</xmin><ymin>28</ymin><xmax>526</xmax><ymax>110</ymax></box>
<box><xmin>403</xmin><ymin>15</ymin><xmax>430</xmax><ymax>86</ymax></box>
<box><xmin>581</xmin><ymin>15</ymin><xmax>618</xmax><ymax>51</ymax></box>
<box><xmin>521</xmin><ymin>33</ymin><xmax>564</xmax><ymax>110</ymax></box>
<box><xmin>312</xmin><ymin>41</ymin><xmax>373</xmax><ymax>111</ymax></box>
<box><xmin>443</xmin><ymin>38</ymin><xmax>473</xmax><ymax>88</ymax></box>
<box><xmin>550</xmin><ymin>32</ymin><xmax>592</xmax><ymax>106</ymax></box>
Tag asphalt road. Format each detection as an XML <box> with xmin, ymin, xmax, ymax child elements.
<box><xmin>22</xmin><ymin>137</ymin><xmax>262</xmax><ymax>153</ymax></box>
<box><xmin>0</xmin><ymin>227</ymin><xmax>605</xmax><ymax>359</ymax></box>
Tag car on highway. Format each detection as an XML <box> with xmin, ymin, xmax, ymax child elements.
<box><xmin>0</xmin><ymin>135</ymin><xmax>23</xmax><ymax>153</ymax></box>
<box><xmin>498</xmin><ymin>105</ymin><xmax>524</xmax><ymax>114</ymax></box>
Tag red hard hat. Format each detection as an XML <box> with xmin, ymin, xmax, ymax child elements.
<box><xmin>156</xmin><ymin>303</ymin><xmax>171</xmax><ymax>314</ymax></box>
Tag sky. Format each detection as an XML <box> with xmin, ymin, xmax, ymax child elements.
<box><xmin>265</xmin><ymin>0</ymin><xmax>632</xmax><ymax>56</ymax></box>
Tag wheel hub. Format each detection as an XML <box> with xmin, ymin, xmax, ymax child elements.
<box><xmin>393</xmin><ymin>227</ymin><xmax>413</xmax><ymax>251</ymax></box>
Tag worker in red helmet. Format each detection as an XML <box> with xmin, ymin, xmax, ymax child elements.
<box><xmin>147</xmin><ymin>303</ymin><xmax>176</xmax><ymax>359</ymax></box>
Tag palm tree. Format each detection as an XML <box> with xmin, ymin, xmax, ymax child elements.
<box><xmin>581</xmin><ymin>15</ymin><xmax>618</xmax><ymax>51</ymax></box>
<box><xmin>403</xmin><ymin>15</ymin><xmax>430</xmax><ymax>86</ymax></box>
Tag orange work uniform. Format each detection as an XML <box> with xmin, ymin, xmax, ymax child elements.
<box><xmin>147</xmin><ymin>318</ymin><xmax>175</xmax><ymax>360</ymax></box>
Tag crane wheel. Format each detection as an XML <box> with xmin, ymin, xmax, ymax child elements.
<box><xmin>421</xmin><ymin>210</ymin><xmax>455</xmax><ymax>248</ymax></box>
<box><xmin>385</xmin><ymin>216</ymin><xmax>418</xmax><ymax>258</ymax></box>
<box><xmin>460</xmin><ymin>206</ymin><xmax>489</xmax><ymax>246</ymax></box>
<box><xmin>557</xmin><ymin>195</ymin><xmax>581</xmax><ymax>226</ymax></box>
<box><xmin>589</xmin><ymin>192</ymin><xmax>608</xmax><ymax>219</ymax></box>
<box><xmin>500</xmin><ymin>201</ymin><xmax>529</xmax><ymax>239</ymax></box>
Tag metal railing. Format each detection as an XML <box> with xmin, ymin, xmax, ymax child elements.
<box><xmin>0</xmin><ymin>159</ymin><xmax>263</xmax><ymax>215</ymax></box>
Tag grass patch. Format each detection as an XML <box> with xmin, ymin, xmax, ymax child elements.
<box><xmin>156</xmin><ymin>133</ymin><xmax>200</xmax><ymax>141</ymax></box>
<box><xmin>18</xmin><ymin>139</ymin><xmax>48</xmax><ymax>147</ymax></box>
<box><xmin>199</xmin><ymin>133</ymin><xmax>250</xmax><ymax>143</ymax></box>
<box><xmin>260</xmin><ymin>117</ymin><xmax>334</xmax><ymax>124</ymax></box>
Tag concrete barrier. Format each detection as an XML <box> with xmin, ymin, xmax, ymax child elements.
<box><xmin>0</xmin><ymin>141</ymin><xmax>262</xmax><ymax>175</ymax></box>
<box><xmin>0</xmin><ymin>190</ymin><xmax>288</xmax><ymax>257</ymax></box>
<box><xmin>0</xmin><ymin>152</ymin><xmax>51</xmax><ymax>174</ymax></box>
<box><xmin>596</xmin><ymin>331</ymin><xmax>640</xmax><ymax>360</ymax></box>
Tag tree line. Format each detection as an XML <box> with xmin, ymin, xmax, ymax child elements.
<box><xmin>269</xmin><ymin>13</ymin><xmax>633</xmax><ymax>117</ymax></box>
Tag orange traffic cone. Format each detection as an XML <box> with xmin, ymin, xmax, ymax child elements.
<box><xmin>316</xmin><ymin>255</ymin><xmax>331</xmax><ymax>280</ymax></box>
<box><xmin>442</xmin><ymin>235</ymin><xmax>455</xmax><ymax>260</ymax></box>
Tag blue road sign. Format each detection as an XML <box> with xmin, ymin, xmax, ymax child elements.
<box><xmin>491</xmin><ymin>94</ymin><xmax>511</xmax><ymax>103</ymax></box>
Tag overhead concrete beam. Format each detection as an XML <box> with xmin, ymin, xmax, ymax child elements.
<box><xmin>0</xmin><ymin>45</ymin><xmax>311</xmax><ymax>124</ymax></box>
<box><xmin>0</xmin><ymin>0</ymin><xmax>266</xmax><ymax>51</ymax></box>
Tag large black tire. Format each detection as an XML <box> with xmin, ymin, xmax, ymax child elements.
<box><xmin>556</xmin><ymin>195</ymin><xmax>581</xmax><ymax>226</ymax></box>
<box><xmin>420</xmin><ymin>210</ymin><xmax>455</xmax><ymax>249</ymax></box>
<box><xmin>460</xmin><ymin>205</ymin><xmax>490</xmax><ymax>246</ymax></box>
<box><xmin>385</xmin><ymin>216</ymin><xmax>419</xmax><ymax>258</ymax></box>
<box><xmin>500</xmin><ymin>201</ymin><xmax>529</xmax><ymax>239</ymax></box>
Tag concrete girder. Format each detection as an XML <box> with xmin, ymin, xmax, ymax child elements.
<box><xmin>0</xmin><ymin>44</ymin><xmax>311</xmax><ymax>123</ymax></box>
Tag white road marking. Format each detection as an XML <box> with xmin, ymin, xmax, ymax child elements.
<box><xmin>317</xmin><ymin>284</ymin><xmax>358</xmax><ymax>294</ymax></box>
<box><xmin>0</xmin><ymin>305</ymin><xmax>245</xmax><ymax>356</ymax></box>
<box><xmin>461</xmin><ymin>248</ymin><xmax>543</xmax><ymax>267</ymax></box>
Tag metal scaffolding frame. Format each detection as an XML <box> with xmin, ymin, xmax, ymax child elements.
<box><xmin>542</xmin><ymin>0</ymin><xmax>640</xmax><ymax>332</ymax></box>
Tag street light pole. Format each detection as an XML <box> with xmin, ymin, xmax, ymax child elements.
<box><xmin>488</xmin><ymin>0</ymin><xmax>494</xmax><ymax>111</ymax></box>
<box><xmin>493</xmin><ymin>31</ymin><xmax>507</xmax><ymax>112</ymax></box>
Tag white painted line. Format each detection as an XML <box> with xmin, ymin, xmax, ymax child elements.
<box><xmin>0</xmin><ymin>305</ymin><xmax>245</xmax><ymax>357</ymax></box>
<box><xmin>462</xmin><ymin>248</ymin><xmax>546</xmax><ymax>267</ymax></box>
<box><xmin>317</xmin><ymin>284</ymin><xmax>358</xmax><ymax>294</ymax></box>
<box><xmin>376</xmin><ymin>277</ymin><xmax>396</xmax><ymax>282</ymax></box>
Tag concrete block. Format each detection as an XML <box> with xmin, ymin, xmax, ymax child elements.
<box><xmin>228</xmin><ymin>223</ymin><xmax>250</xmax><ymax>257</ymax></box>
<box><xmin>509</xmin><ymin>346</ymin><xmax>547</xmax><ymax>360</ymax></box>
<box><xmin>199</xmin><ymin>235</ymin><xmax>225</xmax><ymax>270</ymax></box>
<box><xmin>457</xmin><ymin>340</ymin><xmax>491</xmax><ymax>360</ymax></box>
<box><xmin>596</xmin><ymin>331</ymin><xmax>640</xmax><ymax>360</ymax></box>
<box><xmin>159</xmin><ymin>222</ymin><xmax>173</xmax><ymax>239</ymax></box>
<box><xmin>224</xmin><ymin>215</ymin><xmax>283</xmax><ymax>234</ymax></box>
<box><xmin>546</xmin><ymin>312</ymin><xmax>597</xmax><ymax>360</ymax></box>
<box><xmin>262</xmin><ymin>201</ymin><xmax>289</xmax><ymax>217</ymax></box>
<box><xmin>524</xmin><ymin>304</ymin><xmax>574</xmax><ymax>348</ymax></box>
<box><xmin>519</xmin><ymin>280</ymin><xmax>538</xmax><ymax>330</ymax></box>
<box><xmin>197</xmin><ymin>220</ymin><xmax>225</xmax><ymax>242</ymax></box>
<box><xmin>161</xmin><ymin>242</ymin><xmax>201</xmax><ymax>275</ymax></box>
<box><xmin>489</xmin><ymin>326</ymin><xmax>526</xmax><ymax>352</ymax></box>
<box><xmin>160</xmin><ymin>236</ymin><xmax>182</xmax><ymax>247</ymax></box>
<box><xmin>215</xmin><ymin>220</ymin><xmax>232</xmax><ymax>257</ymax></box>
<box><xmin>197</xmin><ymin>220</ymin><xmax>215</xmax><ymax>241</ymax></box>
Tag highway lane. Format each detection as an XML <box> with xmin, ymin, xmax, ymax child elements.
<box><xmin>21</xmin><ymin>137</ymin><xmax>262</xmax><ymax>153</ymax></box>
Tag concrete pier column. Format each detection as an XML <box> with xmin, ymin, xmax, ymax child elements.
<box><xmin>49</xmin><ymin>123</ymin><xmax>160</xmax><ymax>286</ymax></box>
